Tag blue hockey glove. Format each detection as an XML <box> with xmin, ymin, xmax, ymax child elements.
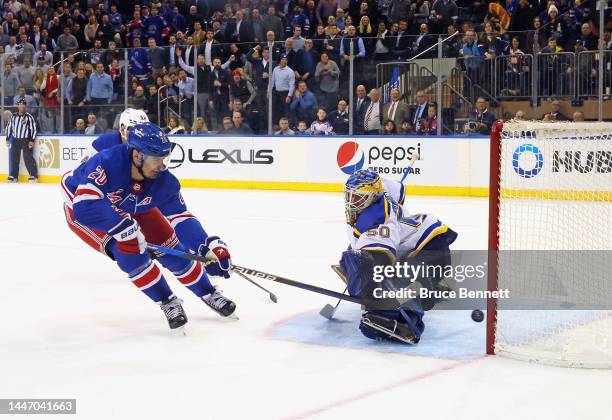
<box><xmin>198</xmin><ymin>236</ymin><xmax>232</xmax><ymax>278</ymax></box>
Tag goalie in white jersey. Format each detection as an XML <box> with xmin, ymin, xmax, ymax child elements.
<box><xmin>339</xmin><ymin>169</ymin><xmax>457</xmax><ymax>344</ymax></box>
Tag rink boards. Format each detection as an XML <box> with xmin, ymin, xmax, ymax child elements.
<box><xmin>0</xmin><ymin>135</ymin><xmax>490</xmax><ymax>197</ymax></box>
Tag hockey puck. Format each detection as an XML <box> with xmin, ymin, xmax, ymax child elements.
<box><xmin>471</xmin><ymin>310</ymin><xmax>484</xmax><ymax>323</ymax></box>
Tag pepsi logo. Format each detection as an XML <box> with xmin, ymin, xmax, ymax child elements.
<box><xmin>337</xmin><ymin>141</ymin><xmax>364</xmax><ymax>175</ymax></box>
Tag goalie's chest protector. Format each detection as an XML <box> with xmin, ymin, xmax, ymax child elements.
<box><xmin>347</xmin><ymin>195</ymin><xmax>447</xmax><ymax>260</ymax></box>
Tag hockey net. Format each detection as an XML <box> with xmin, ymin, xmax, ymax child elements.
<box><xmin>488</xmin><ymin>120</ymin><xmax>612</xmax><ymax>368</ymax></box>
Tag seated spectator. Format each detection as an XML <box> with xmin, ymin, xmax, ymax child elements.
<box><xmin>165</xmin><ymin>116</ymin><xmax>186</xmax><ymax>135</ymax></box>
<box><xmin>84</xmin><ymin>113</ymin><xmax>103</xmax><ymax>134</ymax></box>
<box><xmin>573</xmin><ymin>111</ymin><xmax>585</xmax><ymax>122</ymax></box>
<box><xmin>192</xmin><ymin>117</ymin><xmax>209</xmax><ymax>134</ymax></box>
<box><xmin>230</xmin><ymin>111</ymin><xmax>254</xmax><ymax>134</ymax></box>
<box><xmin>290</xmin><ymin>81</ymin><xmax>318</xmax><ymax>126</ymax></box>
<box><xmin>514</xmin><ymin>110</ymin><xmax>527</xmax><ymax>120</ymax></box>
<box><xmin>309</xmin><ymin>108</ymin><xmax>335</xmax><ymax>135</ymax></box>
<box><xmin>542</xmin><ymin>99</ymin><xmax>569</xmax><ymax>121</ymax></box>
<box><xmin>295</xmin><ymin>120</ymin><xmax>311</xmax><ymax>135</ymax></box>
<box><xmin>383</xmin><ymin>119</ymin><xmax>397</xmax><ymax>135</ymax></box>
<box><xmin>465</xmin><ymin>97</ymin><xmax>495</xmax><ymax>134</ymax></box>
<box><xmin>328</xmin><ymin>99</ymin><xmax>349</xmax><ymax>134</ymax></box>
<box><xmin>217</xmin><ymin>117</ymin><xmax>235</xmax><ymax>134</ymax></box>
<box><xmin>417</xmin><ymin>103</ymin><xmax>438</xmax><ymax>136</ymax></box>
<box><xmin>275</xmin><ymin>117</ymin><xmax>295</xmax><ymax>135</ymax></box>
<box><xmin>72</xmin><ymin>118</ymin><xmax>86</xmax><ymax>134</ymax></box>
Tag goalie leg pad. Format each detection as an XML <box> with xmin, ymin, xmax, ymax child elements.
<box><xmin>359</xmin><ymin>310</ymin><xmax>424</xmax><ymax>345</ymax></box>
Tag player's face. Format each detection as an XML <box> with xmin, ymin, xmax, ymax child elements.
<box><xmin>345</xmin><ymin>190</ymin><xmax>369</xmax><ymax>225</ymax></box>
<box><xmin>140</xmin><ymin>153</ymin><xmax>171</xmax><ymax>178</ymax></box>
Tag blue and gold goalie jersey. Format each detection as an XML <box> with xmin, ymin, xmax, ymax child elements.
<box><xmin>347</xmin><ymin>181</ymin><xmax>449</xmax><ymax>260</ymax></box>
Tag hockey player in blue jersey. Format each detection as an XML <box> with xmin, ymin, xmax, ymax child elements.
<box><xmin>87</xmin><ymin>108</ymin><xmax>149</xmax><ymax>156</ymax></box>
<box><xmin>61</xmin><ymin>122</ymin><xmax>236</xmax><ymax>329</ymax></box>
<box><xmin>339</xmin><ymin>170</ymin><xmax>457</xmax><ymax>344</ymax></box>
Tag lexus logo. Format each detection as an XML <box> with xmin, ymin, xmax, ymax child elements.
<box><xmin>168</xmin><ymin>143</ymin><xmax>185</xmax><ymax>169</ymax></box>
<box><xmin>167</xmin><ymin>143</ymin><xmax>274</xmax><ymax>168</ymax></box>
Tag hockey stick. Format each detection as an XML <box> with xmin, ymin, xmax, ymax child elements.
<box><xmin>146</xmin><ymin>243</ymin><xmax>278</xmax><ymax>302</ymax></box>
<box><xmin>231</xmin><ymin>265</ymin><xmax>362</xmax><ymax>304</ymax></box>
<box><xmin>232</xmin><ymin>269</ymin><xmax>278</xmax><ymax>303</ymax></box>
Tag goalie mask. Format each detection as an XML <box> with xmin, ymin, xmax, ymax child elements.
<box><xmin>344</xmin><ymin>170</ymin><xmax>383</xmax><ymax>225</ymax></box>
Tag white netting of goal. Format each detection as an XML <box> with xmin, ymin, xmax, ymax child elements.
<box><xmin>493</xmin><ymin>120</ymin><xmax>612</xmax><ymax>368</ymax></box>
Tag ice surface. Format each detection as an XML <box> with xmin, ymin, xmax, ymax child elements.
<box><xmin>0</xmin><ymin>184</ymin><xmax>608</xmax><ymax>420</ymax></box>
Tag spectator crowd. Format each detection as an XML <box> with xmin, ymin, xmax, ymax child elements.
<box><xmin>0</xmin><ymin>0</ymin><xmax>609</xmax><ymax>136</ymax></box>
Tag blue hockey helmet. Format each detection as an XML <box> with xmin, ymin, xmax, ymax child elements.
<box><xmin>344</xmin><ymin>169</ymin><xmax>383</xmax><ymax>225</ymax></box>
<box><xmin>127</xmin><ymin>122</ymin><xmax>172</xmax><ymax>157</ymax></box>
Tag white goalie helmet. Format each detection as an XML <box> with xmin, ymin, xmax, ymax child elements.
<box><xmin>119</xmin><ymin>108</ymin><xmax>149</xmax><ymax>141</ymax></box>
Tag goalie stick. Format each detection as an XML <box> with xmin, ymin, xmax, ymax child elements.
<box><xmin>319</xmin><ymin>265</ymin><xmax>349</xmax><ymax>319</ymax></box>
<box><xmin>146</xmin><ymin>243</ymin><xmax>361</xmax><ymax>303</ymax></box>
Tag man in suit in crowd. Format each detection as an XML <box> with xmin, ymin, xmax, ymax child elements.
<box><xmin>225</xmin><ymin>10</ymin><xmax>254</xmax><ymax>53</ymax></box>
<box><xmin>362</xmin><ymin>89</ymin><xmax>383</xmax><ymax>134</ymax></box>
<box><xmin>383</xmin><ymin>88</ymin><xmax>410</xmax><ymax>129</ymax></box>
<box><xmin>353</xmin><ymin>84</ymin><xmax>370</xmax><ymax>134</ymax></box>
<box><xmin>403</xmin><ymin>90</ymin><xmax>429</xmax><ymax>134</ymax></box>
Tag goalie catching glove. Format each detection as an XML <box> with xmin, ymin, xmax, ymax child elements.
<box><xmin>198</xmin><ymin>236</ymin><xmax>232</xmax><ymax>278</ymax></box>
<box><xmin>108</xmin><ymin>217</ymin><xmax>147</xmax><ymax>254</ymax></box>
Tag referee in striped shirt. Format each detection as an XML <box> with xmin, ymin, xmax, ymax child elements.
<box><xmin>6</xmin><ymin>98</ymin><xmax>38</xmax><ymax>182</ymax></box>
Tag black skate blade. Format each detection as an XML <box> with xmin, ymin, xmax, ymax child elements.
<box><xmin>169</xmin><ymin>325</ymin><xmax>187</xmax><ymax>337</ymax></box>
<box><xmin>362</xmin><ymin>317</ymin><xmax>417</xmax><ymax>345</ymax></box>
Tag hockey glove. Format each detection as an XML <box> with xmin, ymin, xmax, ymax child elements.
<box><xmin>198</xmin><ymin>236</ymin><xmax>232</xmax><ymax>278</ymax></box>
<box><xmin>108</xmin><ymin>218</ymin><xmax>147</xmax><ymax>254</ymax></box>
